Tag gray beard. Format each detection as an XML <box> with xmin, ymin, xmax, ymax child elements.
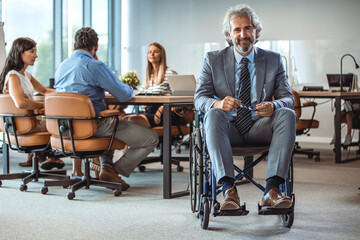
<box><xmin>234</xmin><ymin>42</ymin><xmax>253</xmax><ymax>55</ymax></box>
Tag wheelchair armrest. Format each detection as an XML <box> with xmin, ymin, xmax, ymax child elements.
<box><xmin>99</xmin><ymin>109</ymin><xmax>123</xmax><ymax>117</ymax></box>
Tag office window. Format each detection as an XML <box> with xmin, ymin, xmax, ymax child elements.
<box><xmin>92</xmin><ymin>0</ymin><xmax>108</xmax><ymax>65</ymax></box>
<box><xmin>2</xmin><ymin>0</ymin><xmax>53</xmax><ymax>85</ymax></box>
<box><xmin>62</xmin><ymin>0</ymin><xmax>83</xmax><ymax>60</ymax></box>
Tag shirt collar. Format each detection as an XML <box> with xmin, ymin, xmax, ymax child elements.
<box><xmin>234</xmin><ymin>47</ymin><xmax>254</xmax><ymax>64</ymax></box>
<box><xmin>73</xmin><ymin>49</ymin><xmax>95</xmax><ymax>59</ymax></box>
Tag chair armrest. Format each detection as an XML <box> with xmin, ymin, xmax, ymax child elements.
<box><xmin>302</xmin><ymin>102</ymin><xmax>317</xmax><ymax>107</ymax></box>
<box><xmin>99</xmin><ymin>109</ymin><xmax>123</xmax><ymax>117</ymax></box>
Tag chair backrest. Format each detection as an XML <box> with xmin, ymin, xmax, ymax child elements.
<box><xmin>291</xmin><ymin>89</ymin><xmax>301</xmax><ymax>119</ymax></box>
<box><xmin>0</xmin><ymin>94</ymin><xmax>36</xmax><ymax>134</ymax></box>
<box><xmin>45</xmin><ymin>92</ymin><xmax>98</xmax><ymax>139</ymax></box>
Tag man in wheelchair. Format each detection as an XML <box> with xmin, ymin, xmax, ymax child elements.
<box><xmin>194</xmin><ymin>4</ymin><xmax>296</xmax><ymax>211</ymax></box>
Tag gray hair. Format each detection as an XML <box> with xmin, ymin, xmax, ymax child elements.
<box><xmin>222</xmin><ymin>4</ymin><xmax>263</xmax><ymax>45</ymax></box>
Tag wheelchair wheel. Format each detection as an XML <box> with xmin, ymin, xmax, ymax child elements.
<box><xmin>199</xmin><ymin>196</ymin><xmax>210</xmax><ymax>230</ymax></box>
<box><xmin>189</xmin><ymin>133</ymin><xmax>197</xmax><ymax>213</ymax></box>
<box><xmin>281</xmin><ymin>212</ymin><xmax>294</xmax><ymax>228</ymax></box>
<box><xmin>190</xmin><ymin>131</ymin><xmax>202</xmax><ymax>214</ymax></box>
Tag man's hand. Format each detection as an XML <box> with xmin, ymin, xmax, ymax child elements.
<box><xmin>212</xmin><ymin>96</ymin><xmax>241</xmax><ymax>112</ymax></box>
<box><xmin>256</xmin><ymin>101</ymin><xmax>275</xmax><ymax>117</ymax></box>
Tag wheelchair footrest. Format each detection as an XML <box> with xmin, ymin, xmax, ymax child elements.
<box><xmin>213</xmin><ymin>203</ymin><xmax>249</xmax><ymax>216</ymax></box>
<box><xmin>258</xmin><ymin>203</ymin><xmax>294</xmax><ymax>215</ymax></box>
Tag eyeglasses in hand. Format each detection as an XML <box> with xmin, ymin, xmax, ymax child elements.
<box><xmin>238</xmin><ymin>89</ymin><xmax>266</xmax><ymax>111</ymax></box>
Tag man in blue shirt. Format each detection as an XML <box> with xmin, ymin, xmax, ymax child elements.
<box><xmin>55</xmin><ymin>27</ymin><xmax>159</xmax><ymax>190</ymax></box>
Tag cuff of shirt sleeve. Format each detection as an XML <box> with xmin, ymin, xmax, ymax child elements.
<box><xmin>272</xmin><ymin>101</ymin><xmax>280</xmax><ymax>110</ymax></box>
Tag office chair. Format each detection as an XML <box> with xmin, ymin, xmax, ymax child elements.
<box><xmin>190</xmin><ymin>111</ymin><xmax>295</xmax><ymax>229</ymax></box>
<box><xmin>292</xmin><ymin>89</ymin><xmax>320</xmax><ymax>161</ymax></box>
<box><xmin>0</xmin><ymin>94</ymin><xmax>68</xmax><ymax>191</ymax></box>
<box><xmin>42</xmin><ymin>92</ymin><xmax>126</xmax><ymax>200</ymax></box>
<box><xmin>137</xmin><ymin>107</ymin><xmax>194</xmax><ymax>172</ymax></box>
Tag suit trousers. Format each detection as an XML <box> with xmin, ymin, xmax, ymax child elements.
<box><xmin>94</xmin><ymin>117</ymin><xmax>159</xmax><ymax>177</ymax></box>
<box><xmin>203</xmin><ymin>107</ymin><xmax>296</xmax><ymax>182</ymax></box>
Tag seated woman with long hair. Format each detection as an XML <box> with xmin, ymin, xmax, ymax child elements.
<box><xmin>0</xmin><ymin>37</ymin><xmax>66</xmax><ymax>171</ymax></box>
<box><xmin>123</xmin><ymin>42</ymin><xmax>183</xmax><ymax>127</ymax></box>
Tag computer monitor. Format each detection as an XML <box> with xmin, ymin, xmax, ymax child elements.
<box><xmin>327</xmin><ymin>73</ymin><xmax>354</xmax><ymax>92</ymax></box>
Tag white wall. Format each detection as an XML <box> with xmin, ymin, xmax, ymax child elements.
<box><xmin>124</xmin><ymin>0</ymin><xmax>360</xmax><ymax>143</ymax></box>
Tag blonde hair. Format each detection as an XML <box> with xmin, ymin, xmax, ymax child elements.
<box><xmin>145</xmin><ymin>42</ymin><xmax>167</xmax><ymax>88</ymax></box>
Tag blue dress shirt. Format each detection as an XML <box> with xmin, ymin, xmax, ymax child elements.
<box><xmin>54</xmin><ymin>50</ymin><xmax>133</xmax><ymax>116</ymax></box>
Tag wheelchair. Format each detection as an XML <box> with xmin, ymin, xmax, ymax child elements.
<box><xmin>189</xmin><ymin>111</ymin><xmax>295</xmax><ymax>229</ymax></box>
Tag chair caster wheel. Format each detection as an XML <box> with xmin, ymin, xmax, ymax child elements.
<box><xmin>113</xmin><ymin>189</ymin><xmax>122</xmax><ymax>197</ymax></box>
<box><xmin>139</xmin><ymin>166</ymin><xmax>146</xmax><ymax>172</ymax></box>
<box><xmin>307</xmin><ymin>154</ymin><xmax>313</xmax><ymax>159</ymax></box>
<box><xmin>20</xmin><ymin>184</ymin><xmax>27</xmax><ymax>191</ymax></box>
<box><xmin>315</xmin><ymin>156</ymin><xmax>320</xmax><ymax>162</ymax></box>
<box><xmin>67</xmin><ymin>192</ymin><xmax>75</xmax><ymax>200</ymax></box>
<box><xmin>62</xmin><ymin>185</ymin><xmax>69</xmax><ymax>189</ymax></box>
<box><xmin>41</xmin><ymin>187</ymin><xmax>48</xmax><ymax>194</ymax></box>
<box><xmin>177</xmin><ymin>166</ymin><xmax>184</xmax><ymax>172</ymax></box>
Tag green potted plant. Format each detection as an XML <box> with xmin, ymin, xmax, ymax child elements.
<box><xmin>119</xmin><ymin>70</ymin><xmax>141</xmax><ymax>89</ymax></box>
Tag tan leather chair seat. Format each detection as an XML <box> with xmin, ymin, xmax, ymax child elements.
<box><xmin>51</xmin><ymin>136</ymin><xmax>125</xmax><ymax>152</ymax></box>
<box><xmin>152</xmin><ymin>125</ymin><xmax>190</xmax><ymax>137</ymax></box>
<box><xmin>6</xmin><ymin>132</ymin><xmax>50</xmax><ymax>147</ymax></box>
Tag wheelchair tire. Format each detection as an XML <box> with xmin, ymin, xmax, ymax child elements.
<box><xmin>281</xmin><ymin>212</ymin><xmax>294</xmax><ymax>228</ymax></box>
<box><xmin>199</xmin><ymin>197</ymin><xmax>210</xmax><ymax>230</ymax></box>
<box><xmin>189</xmin><ymin>134</ymin><xmax>197</xmax><ymax>213</ymax></box>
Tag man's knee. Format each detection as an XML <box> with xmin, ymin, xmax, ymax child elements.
<box><xmin>204</xmin><ymin>108</ymin><xmax>227</xmax><ymax>124</ymax></box>
<box><xmin>273</xmin><ymin>108</ymin><xmax>297</xmax><ymax>129</ymax></box>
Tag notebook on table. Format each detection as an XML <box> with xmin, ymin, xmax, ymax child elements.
<box><xmin>327</xmin><ymin>73</ymin><xmax>354</xmax><ymax>92</ymax></box>
<box><xmin>167</xmin><ymin>75</ymin><xmax>197</xmax><ymax>96</ymax></box>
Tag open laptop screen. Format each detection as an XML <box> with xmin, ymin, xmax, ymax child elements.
<box><xmin>327</xmin><ymin>74</ymin><xmax>354</xmax><ymax>92</ymax></box>
<box><xmin>167</xmin><ymin>75</ymin><xmax>197</xmax><ymax>96</ymax></box>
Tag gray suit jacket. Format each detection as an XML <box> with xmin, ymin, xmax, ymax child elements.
<box><xmin>194</xmin><ymin>46</ymin><xmax>294</xmax><ymax>113</ymax></box>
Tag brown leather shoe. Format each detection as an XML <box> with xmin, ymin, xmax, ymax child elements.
<box><xmin>260</xmin><ymin>187</ymin><xmax>292</xmax><ymax>209</ymax></box>
<box><xmin>40</xmin><ymin>158</ymin><xmax>65</xmax><ymax>170</ymax></box>
<box><xmin>18</xmin><ymin>153</ymin><xmax>33</xmax><ymax>167</ymax></box>
<box><xmin>220</xmin><ymin>186</ymin><xmax>240</xmax><ymax>210</ymax></box>
<box><xmin>99</xmin><ymin>165</ymin><xmax>130</xmax><ymax>191</ymax></box>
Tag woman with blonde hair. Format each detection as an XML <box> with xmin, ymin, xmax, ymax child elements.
<box><xmin>124</xmin><ymin>42</ymin><xmax>183</xmax><ymax>127</ymax></box>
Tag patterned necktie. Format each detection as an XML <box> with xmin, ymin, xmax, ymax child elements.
<box><xmin>235</xmin><ymin>57</ymin><xmax>252</xmax><ymax>135</ymax></box>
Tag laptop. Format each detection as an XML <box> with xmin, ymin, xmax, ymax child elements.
<box><xmin>327</xmin><ymin>73</ymin><xmax>354</xmax><ymax>92</ymax></box>
<box><xmin>167</xmin><ymin>75</ymin><xmax>197</xmax><ymax>96</ymax></box>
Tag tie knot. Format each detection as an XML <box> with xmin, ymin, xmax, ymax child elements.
<box><xmin>241</xmin><ymin>57</ymin><xmax>249</xmax><ymax>64</ymax></box>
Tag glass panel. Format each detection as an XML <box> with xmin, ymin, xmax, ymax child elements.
<box><xmin>62</xmin><ymin>0</ymin><xmax>83</xmax><ymax>60</ymax></box>
<box><xmin>92</xmin><ymin>0</ymin><xmax>108</xmax><ymax>64</ymax></box>
<box><xmin>3</xmin><ymin>0</ymin><xmax>53</xmax><ymax>86</ymax></box>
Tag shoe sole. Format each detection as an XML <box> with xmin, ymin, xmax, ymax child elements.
<box><xmin>273</xmin><ymin>199</ymin><xmax>292</xmax><ymax>209</ymax></box>
<box><xmin>220</xmin><ymin>201</ymin><xmax>241</xmax><ymax>211</ymax></box>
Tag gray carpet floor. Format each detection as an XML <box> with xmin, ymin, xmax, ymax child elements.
<box><xmin>0</xmin><ymin>142</ymin><xmax>359</xmax><ymax>240</ymax></box>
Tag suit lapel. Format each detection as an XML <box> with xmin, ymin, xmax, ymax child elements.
<box><xmin>223</xmin><ymin>46</ymin><xmax>235</xmax><ymax>97</ymax></box>
<box><xmin>254</xmin><ymin>47</ymin><xmax>266</xmax><ymax>102</ymax></box>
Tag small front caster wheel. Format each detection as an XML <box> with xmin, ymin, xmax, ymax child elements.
<box><xmin>67</xmin><ymin>192</ymin><xmax>75</xmax><ymax>200</ymax></box>
<box><xmin>20</xmin><ymin>184</ymin><xmax>27</xmax><ymax>192</ymax></box>
<box><xmin>113</xmin><ymin>189</ymin><xmax>122</xmax><ymax>197</ymax></box>
<box><xmin>139</xmin><ymin>166</ymin><xmax>146</xmax><ymax>172</ymax></box>
<box><xmin>41</xmin><ymin>187</ymin><xmax>48</xmax><ymax>194</ymax></box>
<box><xmin>177</xmin><ymin>166</ymin><xmax>184</xmax><ymax>172</ymax></box>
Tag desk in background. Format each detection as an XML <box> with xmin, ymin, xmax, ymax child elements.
<box><xmin>298</xmin><ymin>91</ymin><xmax>360</xmax><ymax>163</ymax></box>
<box><xmin>106</xmin><ymin>94</ymin><xmax>194</xmax><ymax>199</ymax></box>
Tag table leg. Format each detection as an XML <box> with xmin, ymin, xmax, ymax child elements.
<box><xmin>335</xmin><ymin>96</ymin><xmax>341</xmax><ymax>163</ymax></box>
<box><xmin>162</xmin><ymin>104</ymin><xmax>190</xmax><ymax>199</ymax></box>
<box><xmin>163</xmin><ymin>104</ymin><xmax>172</xmax><ymax>198</ymax></box>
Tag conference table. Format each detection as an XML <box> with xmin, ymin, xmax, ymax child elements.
<box><xmin>298</xmin><ymin>91</ymin><xmax>360</xmax><ymax>163</ymax></box>
<box><xmin>106</xmin><ymin>94</ymin><xmax>194</xmax><ymax>199</ymax></box>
